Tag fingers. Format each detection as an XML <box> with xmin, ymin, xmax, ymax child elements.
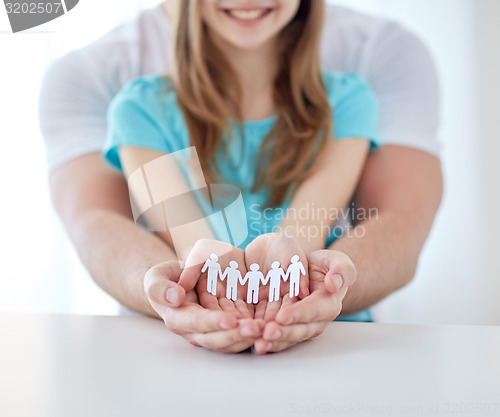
<box><xmin>162</xmin><ymin>302</ymin><xmax>238</xmax><ymax>334</ymax></box>
<box><xmin>218</xmin><ymin>297</ymin><xmax>245</xmax><ymax>319</ymax></box>
<box><xmin>264</xmin><ymin>320</ymin><xmax>325</xmax><ymax>353</ymax></box>
<box><xmin>253</xmin><ymin>338</ymin><xmax>296</xmax><ymax>355</ymax></box>
<box><xmin>275</xmin><ymin>289</ymin><xmax>345</xmax><ymax>326</ymax></box>
<box><xmin>184</xmin><ymin>318</ymin><xmax>264</xmax><ymax>353</ymax></box>
<box><xmin>254</xmin><ymin>337</ymin><xmax>304</xmax><ymax>355</ymax></box>
<box><xmin>264</xmin><ymin>320</ymin><xmax>326</xmax><ymax>343</ymax></box>
<box><xmin>263</xmin><ymin>299</ymin><xmax>282</xmax><ymax>322</ymax></box>
<box><xmin>179</xmin><ymin>240</ymin><xmax>247</xmax><ymax>308</ymax></box>
<box><xmin>234</xmin><ymin>299</ymin><xmax>254</xmax><ymax>318</ymax></box>
<box><xmin>144</xmin><ymin>261</ymin><xmax>186</xmax><ymax>308</ymax></box>
<box><xmin>254</xmin><ymin>299</ymin><xmax>267</xmax><ymax>321</ymax></box>
<box><xmin>253</xmin><ymin>319</ymin><xmax>328</xmax><ymax>355</ymax></box>
<box><xmin>197</xmin><ymin>284</ymin><xmax>222</xmax><ymax>310</ymax></box>
<box><xmin>186</xmin><ymin>332</ymin><xmax>254</xmax><ymax>354</ymax></box>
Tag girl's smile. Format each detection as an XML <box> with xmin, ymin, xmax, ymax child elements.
<box><xmin>201</xmin><ymin>1</ymin><xmax>300</xmax><ymax>51</ymax></box>
<box><xmin>222</xmin><ymin>7</ymin><xmax>274</xmax><ymax>26</ymax></box>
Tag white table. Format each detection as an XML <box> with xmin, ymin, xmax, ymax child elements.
<box><xmin>1</xmin><ymin>313</ymin><xmax>499</xmax><ymax>417</ymax></box>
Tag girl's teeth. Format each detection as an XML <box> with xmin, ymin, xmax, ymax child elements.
<box><xmin>227</xmin><ymin>9</ymin><xmax>267</xmax><ymax>21</ymax></box>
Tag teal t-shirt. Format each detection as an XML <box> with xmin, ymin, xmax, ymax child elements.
<box><xmin>103</xmin><ymin>71</ymin><xmax>379</xmax><ymax>322</ymax></box>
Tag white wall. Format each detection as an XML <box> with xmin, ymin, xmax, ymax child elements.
<box><xmin>1</xmin><ymin>0</ymin><xmax>499</xmax><ymax>324</ymax></box>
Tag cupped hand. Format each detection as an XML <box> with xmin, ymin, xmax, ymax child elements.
<box><xmin>253</xmin><ymin>249</ymin><xmax>357</xmax><ymax>355</ymax></box>
<box><xmin>244</xmin><ymin>233</ymin><xmax>309</xmax><ymax>323</ymax></box>
<box><xmin>147</xmin><ymin>238</ymin><xmax>355</xmax><ymax>355</ymax></box>
<box><xmin>170</xmin><ymin>234</ymin><xmax>309</xmax><ymax>352</ymax></box>
<box><xmin>145</xmin><ymin>258</ymin><xmax>263</xmax><ymax>353</ymax></box>
<box><xmin>179</xmin><ymin>239</ymin><xmax>254</xmax><ymax>319</ymax></box>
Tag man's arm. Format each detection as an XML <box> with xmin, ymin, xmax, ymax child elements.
<box><xmin>50</xmin><ymin>152</ymin><xmax>264</xmax><ymax>352</ymax></box>
<box><xmin>331</xmin><ymin>145</ymin><xmax>443</xmax><ymax>315</ymax></box>
<box><xmin>49</xmin><ymin>152</ymin><xmax>176</xmax><ymax>316</ymax></box>
<box><xmin>254</xmin><ymin>145</ymin><xmax>442</xmax><ymax>353</ymax></box>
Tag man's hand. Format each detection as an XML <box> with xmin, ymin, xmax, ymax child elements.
<box><xmin>253</xmin><ymin>249</ymin><xmax>356</xmax><ymax>355</ymax></box>
<box><xmin>166</xmin><ymin>234</ymin><xmax>309</xmax><ymax>352</ymax></box>
<box><xmin>145</xmin><ymin>259</ymin><xmax>263</xmax><ymax>353</ymax></box>
<box><xmin>149</xmin><ymin>236</ymin><xmax>355</xmax><ymax>354</ymax></box>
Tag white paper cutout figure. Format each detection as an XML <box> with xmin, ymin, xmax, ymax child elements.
<box><xmin>284</xmin><ymin>255</ymin><xmax>306</xmax><ymax>298</ymax></box>
<box><xmin>201</xmin><ymin>253</ymin><xmax>221</xmax><ymax>296</ymax></box>
<box><xmin>262</xmin><ymin>261</ymin><xmax>286</xmax><ymax>302</ymax></box>
<box><xmin>220</xmin><ymin>260</ymin><xmax>242</xmax><ymax>301</ymax></box>
<box><xmin>240</xmin><ymin>263</ymin><xmax>265</xmax><ymax>304</ymax></box>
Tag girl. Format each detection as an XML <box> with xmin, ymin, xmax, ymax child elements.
<box><xmin>103</xmin><ymin>0</ymin><xmax>378</xmax><ymax>352</ymax></box>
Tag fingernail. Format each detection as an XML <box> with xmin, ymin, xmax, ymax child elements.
<box><xmin>165</xmin><ymin>287</ymin><xmax>177</xmax><ymax>304</ymax></box>
<box><xmin>266</xmin><ymin>342</ymin><xmax>273</xmax><ymax>351</ymax></box>
<box><xmin>285</xmin><ymin>316</ymin><xmax>294</xmax><ymax>325</ymax></box>
<box><xmin>271</xmin><ymin>329</ymin><xmax>282</xmax><ymax>340</ymax></box>
<box><xmin>333</xmin><ymin>274</ymin><xmax>344</xmax><ymax>290</ymax></box>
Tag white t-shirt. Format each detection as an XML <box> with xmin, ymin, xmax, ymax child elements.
<box><xmin>39</xmin><ymin>3</ymin><xmax>441</xmax><ymax>172</ymax></box>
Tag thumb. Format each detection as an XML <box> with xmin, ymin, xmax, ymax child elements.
<box><xmin>324</xmin><ymin>272</ymin><xmax>344</xmax><ymax>294</ymax></box>
<box><xmin>324</xmin><ymin>251</ymin><xmax>356</xmax><ymax>294</ymax></box>
<box><xmin>144</xmin><ymin>262</ymin><xmax>186</xmax><ymax>307</ymax></box>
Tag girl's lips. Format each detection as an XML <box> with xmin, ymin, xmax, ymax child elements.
<box><xmin>222</xmin><ymin>7</ymin><xmax>273</xmax><ymax>25</ymax></box>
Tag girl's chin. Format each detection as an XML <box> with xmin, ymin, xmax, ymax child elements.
<box><xmin>219</xmin><ymin>36</ymin><xmax>270</xmax><ymax>52</ymax></box>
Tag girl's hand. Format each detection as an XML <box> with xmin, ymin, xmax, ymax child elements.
<box><xmin>253</xmin><ymin>249</ymin><xmax>357</xmax><ymax>355</ymax></box>
<box><xmin>179</xmin><ymin>239</ymin><xmax>256</xmax><ymax>319</ymax></box>
<box><xmin>244</xmin><ymin>233</ymin><xmax>309</xmax><ymax>323</ymax></box>
<box><xmin>145</xmin><ymin>258</ymin><xmax>263</xmax><ymax>353</ymax></box>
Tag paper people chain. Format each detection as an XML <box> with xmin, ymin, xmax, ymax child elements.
<box><xmin>201</xmin><ymin>253</ymin><xmax>221</xmax><ymax>296</ymax></box>
<box><xmin>220</xmin><ymin>261</ymin><xmax>242</xmax><ymax>301</ymax></box>
<box><xmin>201</xmin><ymin>254</ymin><xmax>306</xmax><ymax>304</ymax></box>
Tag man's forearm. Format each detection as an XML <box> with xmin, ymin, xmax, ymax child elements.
<box><xmin>68</xmin><ymin>209</ymin><xmax>176</xmax><ymax>316</ymax></box>
<box><xmin>330</xmin><ymin>210</ymin><xmax>427</xmax><ymax>316</ymax></box>
<box><xmin>332</xmin><ymin>146</ymin><xmax>443</xmax><ymax>316</ymax></box>
<box><xmin>49</xmin><ymin>154</ymin><xmax>179</xmax><ymax>317</ymax></box>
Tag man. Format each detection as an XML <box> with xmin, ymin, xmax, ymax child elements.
<box><xmin>39</xmin><ymin>2</ymin><xmax>442</xmax><ymax>354</ymax></box>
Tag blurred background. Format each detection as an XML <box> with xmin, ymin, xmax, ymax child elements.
<box><xmin>0</xmin><ymin>0</ymin><xmax>498</xmax><ymax>324</ymax></box>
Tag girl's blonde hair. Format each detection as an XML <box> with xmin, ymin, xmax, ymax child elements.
<box><xmin>168</xmin><ymin>0</ymin><xmax>332</xmax><ymax>207</ymax></box>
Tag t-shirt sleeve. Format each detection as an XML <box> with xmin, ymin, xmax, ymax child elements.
<box><xmin>360</xmin><ymin>22</ymin><xmax>441</xmax><ymax>156</ymax></box>
<box><xmin>327</xmin><ymin>72</ymin><xmax>379</xmax><ymax>149</ymax></box>
<box><xmin>103</xmin><ymin>78</ymin><xmax>174</xmax><ymax>172</ymax></box>
<box><xmin>38</xmin><ymin>51</ymin><xmax>113</xmax><ymax>171</ymax></box>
